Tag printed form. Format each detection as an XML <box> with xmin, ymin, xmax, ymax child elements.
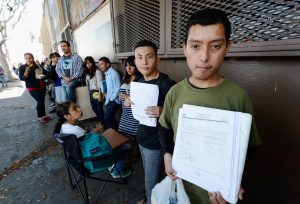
<box><xmin>172</xmin><ymin>104</ymin><xmax>252</xmax><ymax>203</ymax></box>
<box><xmin>130</xmin><ymin>82</ymin><xmax>159</xmax><ymax>127</ymax></box>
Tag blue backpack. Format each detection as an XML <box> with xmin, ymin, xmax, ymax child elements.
<box><xmin>79</xmin><ymin>132</ymin><xmax>113</xmax><ymax>173</ymax></box>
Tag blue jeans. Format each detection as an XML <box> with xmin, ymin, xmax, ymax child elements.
<box><xmin>90</xmin><ymin>99</ymin><xmax>104</xmax><ymax>124</ymax></box>
<box><xmin>113</xmin><ymin>142</ymin><xmax>131</xmax><ymax>173</ymax></box>
<box><xmin>29</xmin><ymin>89</ymin><xmax>46</xmax><ymax>118</ymax></box>
<box><xmin>55</xmin><ymin>86</ymin><xmax>67</xmax><ymax>104</ymax></box>
<box><xmin>64</xmin><ymin>79</ymin><xmax>81</xmax><ymax>102</ymax></box>
<box><xmin>0</xmin><ymin>75</ymin><xmax>7</xmax><ymax>86</ymax></box>
<box><xmin>104</xmin><ymin>101</ymin><xmax>119</xmax><ymax>130</ymax></box>
<box><xmin>139</xmin><ymin>145</ymin><xmax>163</xmax><ymax>204</ymax></box>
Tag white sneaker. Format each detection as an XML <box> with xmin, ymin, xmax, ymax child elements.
<box><xmin>107</xmin><ymin>164</ymin><xmax>115</xmax><ymax>172</ymax></box>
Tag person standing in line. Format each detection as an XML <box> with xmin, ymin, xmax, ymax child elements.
<box><xmin>83</xmin><ymin>56</ymin><xmax>105</xmax><ymax>126</ymax></box>
<box><xmin>128</xmin><ymin>40</ymin><xmax>176</xmax><ymax>204</ymax></box>
<box><xmin>98</xmin><ymin>57</ymin><xmax>121</xmax><ymax>130</ymax></box>
<box><xmin>118</xmin><ymin>55</ymin><xmax>142</xmax><ymax>162</ymax></box>
<box><xmin>56</xmin><ymin>40</ymin><xmax>83</xmax><ymax>103</ymax></box>
<box><xmin>159</xmin><ymin>8</ymin><xmax>262</xmax><ymax>204</ymax></box>
<box><xmin>118</xmin><ymin>55</ymin><xmax>141</xmax><ymax>136</ymax></box>
<box><xmin>19</xmin><ymin>53</ymin><xmax>52</xmax><ymax>123</ymax></box>
<box><xmin>48</xmin><ymin>52</ymin><xmax>67</xmax><ymax>111</ymax></box>
<box><xmin>0</xmin><ymin>66</ymin><xmax>8</xmax><ymax>87</ymax></box>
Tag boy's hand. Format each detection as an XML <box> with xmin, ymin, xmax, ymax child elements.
<box><xmin>164</xmin><ymin>153</ymin><xmax>177</xmax><ymax>181</ymax></box>
<box><xmin>145</xmin><ymin>106</ymin><xmax>162</xmax><ymax>118</ymax></box>
<box><xmin>208</xmin><ymin>187</ymin><xmax>244</xmax><ymax>204</ymax></box>
<box><xmin>208</xmin><ymin>192</ymin><xmax>227</xmax><ymax>204</ymax></box>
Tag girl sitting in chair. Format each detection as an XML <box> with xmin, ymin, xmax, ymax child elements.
<box><xmin>53</xmin><ymin>101</ymin><xmax>131</xmax><ymax>178</ymax></box>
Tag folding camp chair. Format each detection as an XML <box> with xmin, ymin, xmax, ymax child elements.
<box><xmin>53</xmin><ymin>133</ymin><xmax>131</xmax><ymax>204</ymax></box>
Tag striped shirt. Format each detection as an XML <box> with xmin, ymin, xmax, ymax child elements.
<box><xmin>118</xmin><ymin>83</ymin><xmax>139</xmax><ymax>136</ymax></box>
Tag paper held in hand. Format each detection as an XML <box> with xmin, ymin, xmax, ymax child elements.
<box><xmin>172</xmin><ymin>104</ymin><xmax>252</xmax><ymax>204</ymax></box>
<box><xmin>130</xmin><ymin>82</ymin><xmax>159</xmax><ymax>127</ymax></box>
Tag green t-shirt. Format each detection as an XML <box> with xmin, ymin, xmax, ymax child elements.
<box><xmin>159</xmin><ymin>78</ymin><xmax>262</xmax><ymax>204</ymax></box>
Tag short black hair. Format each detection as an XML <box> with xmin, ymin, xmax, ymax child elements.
<box><xmin>134</xmin><ymin>40</ymin><xmax>158</xmax><ymax>55</ymax></box>
<box><xmin>60</xmin><ymin>40</ymin><xmax>71</xmax><ymax>47</ymax></box>
<box><xmin>49</xmin><ymin>52</ymin><xmax>60</xmax><ymax>59</ymax></box>
<box><xmin>98</xmin><ymin>57</ymin><xmax>111</xmax><ymax>67</ymax></box>
<box><xmin>185</xmin><ymin>8</ymin><xmax>231</xmax><ymax>44</ymax></box>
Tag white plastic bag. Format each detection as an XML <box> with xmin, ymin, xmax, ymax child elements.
<box><xmin>151</xmin><ymin>176</ymin><xmax>190</xmax><ymax>204</ymax></box>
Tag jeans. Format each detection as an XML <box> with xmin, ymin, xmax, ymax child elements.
<box><xmin>90</xmin><ymin>99</ymin><xmax>104</xmax><ymax>124</ymax></box>
<box><xmin>29</xmin><ymin>89</ymin><xmax>46</xmax><ymax>118</ymax></box>
<box><xmin>113</xmin><ymin>142</ymin><xmax>131</xmax><ymax>172</ymax></box>
<box><xmin>55</xmin><ymin>86</ymin><xmax>67</xmax><ymax>104</ymax></box>
<box><xmin>63</xmin><ymin>79</ymin><xmax>81</xmax><ymax>102</ymax></box>
<box><xmin>139</xmin><ymin>145</ymin><xmax>163</xmax><ymax>204</ymax></box>
<box><xmin>104</xmin><ymin>101</ymin><xmax>120</xmax><ymax>130</ymax></box>
<box><xmin>0</xmin><ymin>75</ymin><xmax>7</xmax><ymax>86</ymax></box>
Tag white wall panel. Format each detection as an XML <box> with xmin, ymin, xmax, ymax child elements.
<box><xmin>73</xmin><ymin>3</ymin><xmax>116</xmax><ymax>61</ymax></box>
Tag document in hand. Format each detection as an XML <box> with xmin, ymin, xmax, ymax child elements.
<box><xmin>130</xmin><ymin>82</ymin><xmax>159</xmax><ymax>127</ymax></box>
<box><xmin>172</xmin><ymin>104</ymin><xmax>252</xmax><ymax>204</ymax></box>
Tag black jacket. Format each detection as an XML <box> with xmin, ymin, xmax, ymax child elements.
<box><xmin>137</xmin><ymin>72</ymin><xmax>176</xmax><ymax>150</ymax></box>
<box><xmin>19</xmin><ymin>64</ymin><xmax>48</xmax><ymax>88</ymax></box>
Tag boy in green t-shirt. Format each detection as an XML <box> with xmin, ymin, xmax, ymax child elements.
<box><xmin>159</xmin><ymin>8</ymin><xmax>262</xmax><ymax>204</ymax></box>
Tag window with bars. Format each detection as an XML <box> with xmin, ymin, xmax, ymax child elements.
<box><xmin>111</xmin><ymin>0</ymin><xmax>163</xmax><ymax>56</ymax></box>
<box><xmin>111</xmin><ymin>0</ymin><xmax>300</xmax><ymax>57</ymax></box>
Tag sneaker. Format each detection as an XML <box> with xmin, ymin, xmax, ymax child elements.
<box><xmin>111</xmin><ymin>169</ymin><xmax>131</xmax><ymax>179</ymax></box>
<box><xmin>38</xmin><ymin>118</ymin><xmax>48</xmax><ymax>123</ymax></box>
<box><xmin>49</xmin><ymin>108</ymin><xmax>56</xmax><ymax>114</ymax></box>
<box><xmin>48</xmin><ymin>103</ymin><xmax>55</xmax><ymax>108</ymax></box>
<box><xmin>107</xmin><ymin>164</ymin><xmax>115</xmax><ymax>172</ymax></box>
<box><xmin>42</xmin><ymin>115</ymin><xmax>53</xmax><ymax>121</ymax></box>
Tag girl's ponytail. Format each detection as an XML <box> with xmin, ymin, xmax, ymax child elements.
<box><xmin>53</xmin><ymin>101</ymin><xmax>72</xmax><ymax>134</ymax></box>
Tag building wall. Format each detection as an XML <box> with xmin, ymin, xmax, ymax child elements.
<box><xmin>40</xmin><ymin>17</ymin><xmax>52</xmax><ymax>57</ymax></box>
<box><xmin>72</xmin><ymin>3</ymin><xmax>115</xmax><ymax>61</ymax></box>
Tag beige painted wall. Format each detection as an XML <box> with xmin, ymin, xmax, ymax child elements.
<box><xmin>40</xmin><ymin>18</ymin><xmax>52</xmax><ymax>57</ymax></box>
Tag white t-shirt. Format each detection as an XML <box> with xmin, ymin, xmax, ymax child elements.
<box><xmin>61</xmin><ymin>123</ymin><xmax>86</xmax><ymax>138</ymax></box>
<box><xmin>86</xmin><ymin>69</ymin><xmax>102</xmax><ymax>91</ymax></box>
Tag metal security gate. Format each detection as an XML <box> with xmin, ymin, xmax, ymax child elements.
<box><xmin>167</xmin><ymin>0</ymin><xmax>300</xmax><ymax>56</ymax></box>
<box><xmin>111</xmin><ymin>0</ymin><xmax>300</xmax><ymax>57</ymax></box>
<box><xmin>111</xmin><ymin>0</ymin><xmax>165</xmax><ymax>57</ymax></box>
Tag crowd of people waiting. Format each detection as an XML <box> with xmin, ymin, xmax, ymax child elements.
<box><xmin>18</xmin><ymin>8</ymin><xmax>262</xmax><ymax>204</ymax></box>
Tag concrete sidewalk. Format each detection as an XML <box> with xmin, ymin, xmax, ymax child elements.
<box><xmin>0</xmin><ymin>81</ymin><xmax>145</xmax><ymax>204</ymax></box>
<box><xmin>0</xmin><ymin>80</ymin><xmax>56</xmax><ymax>174</ymax></box>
